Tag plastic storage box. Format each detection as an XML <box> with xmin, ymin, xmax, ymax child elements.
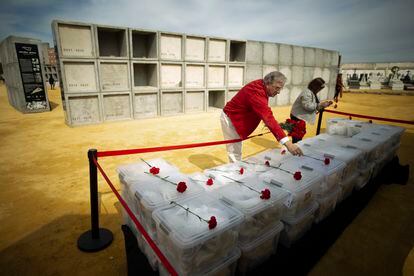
<box><xmin>215</xmin><ymin>177</ymin><xmax>288</xmax><ymax>244</ymax></box>
<box><xmin>326</xmin><ymin>118</ymin><xmax>372</xmax><ymax>137</ymax></box>
<box><xmin>237</xmin><ymin>221</ymin><xmax>284</xmax><ymax>274</ymax></box>
<box><xmin>152</xmin><ymin>193</ymin><xmax>244</xmax><ymax>275</ymax></box>
<box><xmin>189</xmin><ymin>172</ymin><xmax>231</xmax><ymax>191</ymax></box>
<box><xmin>314</xmin><ymin>186</ymin><xmax>340</xmax><ymax>223</ymax></box>
<box><xmin>204</xmin><ymin>162</ymin><xmax>256</xmax><ymax>184</ymax></box>
<box><xmin>118</xmin><ymin>158</ymin><xmax>179</xmax><ymax>183</ymax></box>
<box><xmin>248</xmin><ymin>148</ymin><xmax>292</xmax><ymax>170</ymax></box>
<box><xmin>337</xmin><ymin>172</ymin><xmax>359</xmax><ymax>202</ymax></box>
<box><xmin>280</xmin><ymin>201</ymin><xmax>319</xmax><ymax>247</ymax></box>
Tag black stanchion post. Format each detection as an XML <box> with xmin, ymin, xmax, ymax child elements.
<box><xmin>78</xmin><ymin>149</ymin><xmax>113</xmax><ymax>252</ymax></box>
<box><xmin>316</xmin><ymin>110</ymin><xmax>324</xmax><ymax>135</ymax></box>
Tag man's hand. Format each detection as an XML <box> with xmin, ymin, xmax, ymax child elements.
<box><xmin>284</xmin><ymin>141</ymin><xmax>303</xmax><ymax>156</ymax></box>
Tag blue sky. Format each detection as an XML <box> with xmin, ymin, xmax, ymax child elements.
<box><xmin>0</xmin><ymin>0</ymin><xmax>413</xmax><ymax>63</ymax></box>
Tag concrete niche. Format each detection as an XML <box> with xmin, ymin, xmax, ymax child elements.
<box><xmin>97</xmin><ymin>27</ymin><xmax>128</xmax><ymax>58</ymax></box>
<box><xmin>263</xmin><ymin>43</ymin><xmax>278</xmax><ymax>65</ymax></box>
<box><xmin>246</xmin><ymin>41</ymin><xmax>262</xmax><ymax>64</ymax></box>
<box><xmin>315</xmin><ymin>49</ymin><xmax>324</xmax><ymax>67</ymax></box>
<box><xmin>292</xmin><ymin>66</ymin><xmax>304</xmax><ymax>85</ymax></box>
<box><xmin>161</xmin><ymin>63</ymin><xmax>182</xmax><ymax>88</ymax></box>
<box><xmin>208</xmin><ymin>65</ymin><xmax>226</xmax><ymax>88</ymax></box>
<box><xmin>279</xmin><ymin>44</ymin><xmax>293</xmax><ymax>66</ymax></box>
<box><xmin>229</xmin><ymin>40</ymin><xmax>246</xmax><ymax>62</ymax></box>
<box><xmin>228</xmin><ymin>66</ymin><xmax>244</xmax><ymax>87</ymax></box>
<box><xmin>276</xmin><ymin>86</ymin><xmax>290</xmax><ymax>106</ymax></box>
<box><xmin>131</xmin><ymin>30</ymin><xmax>157</xmax><ymax>59</ymax></box>
<box><xmin>246</xmin><ymin>64</ymin><xmax>262</xmax><ymax>82</ymax></box>
<box><xmin>68</xmin><ymin>95</ymin><xmax>100</xmax><ymax>125</ymax></box>
<box><xmin>303</xmin><ymin>67</ymin><xmax>314</xmax><ymax>83</ymax></box>
<box><xmin>208</xmin><ymin>90</ymin><xmax>226</xmax><ymax>110</ymax></box>
<box><xmin>227</xmin><ymin>89</ymin><xmax>239</xmax><ymax>102</ymax></box>
<box><xmin>102</xmin><ymin>93</ymin><xmax>131</xmax><ymax>121</ymax></box>
<box><xmin>293</xmin><ymin>46</ymin><xmax>304</xmax><ymax>66</ymax></box>
<box><xmin>99</xmin><ymin>61</ymin><xmax>130</xmax><ymax>91</ymax></box>
<box><xmin>185</xmin><ymin>64</ymin><xmax>205</xmax><ymax>88</ymax></box>
<box><xmin>279</xmin><ymin>66</ymin><xmax>292</xmax><ymax>85</ymax></box>
<box><xmin>263</xmin><ymin>65</ymin><xmax>278</xmax><ymax>77</ymax></box>
<box><xmin>185</xmin><ymin>36</ymin><xmax>205</xmax><ymax>61</ymax></box>
<box><xmin>56</xmin><ymin>23</ymin><xmax>95</xmax><ymax>58</ymax></box>
<box><xmin>290</xmin><ymin>86</ymin><xmax>303</xmax><ymax>104</ymax></box>
<box><xmin>132</xmin><ymin>62</ymin><xmax>158</xmax><ymax>90</ymax></box>
<box><xmin>63</xmin><ymin>61</ymin><xmax>97</xmax><ymax>93</ymax></box>
<box><xmin>162</xmin><ymin>91</ymin><xmax>183</xmax><ymax>115</ymax></box>
<box><xmin>185</xmin><ymin>90</ymin><xmax>205</xmax><ymax>113</ymax></box>
<box><xmin>160</xmin><ymin>33</ymin><xmax>182</xmax><ymax>60</ymax></box>
<box><xmin>304</xmin><ymin>48</ymin><xmax>315</xmax><ymax>67</ymax></box>
<box><xmin>208</xmin><ymin>39</ymin><xmax>227</xmax><ymax>62</ymax></box>
<box><xmin>134</xmin><ymin>93</ymin><xmax>158</xmax><ymax>118</ymax></box>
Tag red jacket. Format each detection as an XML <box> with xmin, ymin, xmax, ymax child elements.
<box><xmin>223</xmin><ymin>79</ymin><xmax>287</xmax><ymax>141</ymax></box>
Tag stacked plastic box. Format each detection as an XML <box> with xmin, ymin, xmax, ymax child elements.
<box><xmin>152</xmin><ymin>193</ymin><xmax>244</xmax><ymax>275</ymax></box>
<box><xmin>326</xmin><ymin>118</ymin><xmax>373</xmax><ymax>137</ymax></box>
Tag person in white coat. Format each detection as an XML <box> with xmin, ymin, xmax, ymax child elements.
<box><xmin>290</xmin><ymin>77</ymin><xmax>333</xmax><ymax>143</ymax></box>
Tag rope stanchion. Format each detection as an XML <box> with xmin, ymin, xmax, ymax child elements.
<box><xmin>324</xmin><ymin>109</ymin><xmax>414</xmax><ymax>125</ymax></box>
<box><xmin>93</xmin><ymin>157</ymin><xmax>178</xmax><ymax>276</ymax></box>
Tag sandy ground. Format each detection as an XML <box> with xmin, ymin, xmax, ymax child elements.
<box><xmin>0</xmin><ymin>83</ymin><xmax>413</xmax><ymax>275</ymax></box>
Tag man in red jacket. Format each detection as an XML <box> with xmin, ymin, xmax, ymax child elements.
<box><xmin>221</xmin><ymin>71</ymin><xmax>303</xmax><ymax>162</ymax></box>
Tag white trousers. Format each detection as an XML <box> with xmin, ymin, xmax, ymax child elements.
<box><xmin>220</xmin><ymin>111</ymin><xmax>242</xmax><ymax>163</ymax></box>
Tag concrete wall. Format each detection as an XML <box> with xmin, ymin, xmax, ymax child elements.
<box><xmin>52</xmin><ymin>20</ymin><xmax>338</xmax><ymax>126</ymax></box>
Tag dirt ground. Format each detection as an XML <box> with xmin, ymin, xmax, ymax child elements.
<box><xmin>0</xmin><ymin>83</ymin><xmax>413</xmax><ymax>275</ymax></box>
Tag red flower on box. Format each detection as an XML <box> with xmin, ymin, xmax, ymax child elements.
<box><xmin>281</xmin><ymin>149</ymin><xmax>286</xmax><ymax>155</ymax></box>
<box><xmin>260</xmin><ymin>189</ymin><xmax>271</xmax><ymax>200</ymax></box>
<box><xmin>324</xmin><ymin>158</ymin><xmax>330</xmax><ymax>165</ymax></box>
<box><xmin>265</xmin><ymin>160</ymin><xmax>270</xmax><ymax>167</ymax></box>
<box><xmin>149</xmin><ymin>166</ymin><xmax>160</xmax><ymax>175</ymax></box>
<box><xmin>239</xmin><ymin>168</ymin><xmax>244</xmax><ymax>175</ymax></box>
<box><xmin>293</xmin><ymin>171</ymin><xmax>302</xmax><ymax>180</ymax></box>
<box><xmin>171</xmin><ymin>201</ymin><xmax>218</xmax><ymax>230</ymax></box>
<box><xmin>176</xmin><ymin>181</ymin><xmax>187</xmax><ymax>193</ymax></box>
<box><xmin>206</xmin><ymin>178</ymin><xmax>214</xmax><ymax>186</ymax></box>
<box><xmin>208</xmin><ymin>216</ymin><xmax>217</xmax><ymax>229</ymax></box>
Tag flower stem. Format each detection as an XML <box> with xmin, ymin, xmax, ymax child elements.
<box><xmin>269</xmin><ymin>163</ymin><xmax>294</xmax><ymax>175</ymax></box>
<box><xmin>221</xmin><ymin>175</ymin><xmax>261</xmax><ymax>195</ymax></box>
<box><xmin>303</xmin><ymin>154</ymin><xmax>324</xmax><ymax>162</ymax></box>
<box><xmin>170</xmin><ymin>201</ymin><xmax>208</xmax><ymax>223</ymax></box>
<box><xmin>140</xmin><ymin>158</ymin><xmax>152</xmax><ymax>168</ymax></box>
<box><xmin>144</xmin><ymin>172</ymin><xmax>176</xmax><ymax>186</ymax></box>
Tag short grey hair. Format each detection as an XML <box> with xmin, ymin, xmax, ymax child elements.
<box><xmin>263</xmin><ymin>71</ymin><xmax>287</xmax><ymax>85</ymax></box>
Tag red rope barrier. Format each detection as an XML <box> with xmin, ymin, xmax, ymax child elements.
<box><xmin>324</xmin><ymin>109</ymin><xmax>414</xmax><ymax>125</ymax></box>
<box><xmin>93</xmin><ymin>157</ymin><xmax>178</xmax><ymax>276</ymax></box>
<box><xmin>97</xmin><ymin>131</ymin><xmax>270</xmax><ymax>158</ymax></box>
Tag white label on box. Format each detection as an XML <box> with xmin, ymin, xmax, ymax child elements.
<box><xmin>284</xmin><ymin>193</ymin><xmax>293</xmax><ymax>208</ymax></box>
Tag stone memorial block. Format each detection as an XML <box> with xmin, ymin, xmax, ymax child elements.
<box><xmin>161</xmin><ymin>91</ymin><xmax>183</xmax><ymax>115</ymax></box>
<box><xmin>185</xmin><ymin>90</ymin><xmax>205</xmax><ymax>113</ymax></box>
<box><xmin>246</xmin><ymin>64</ymin><xmax>262</xmax><ymax>82</ymax></box>
<box><xmin>185</xmin><ymin>64</ymin><xmax>205</xmax><ymax>88</ymax></box>
<box><xmin>207</xmin><ymin>65</ymin><xmax>225</xmax><ymax>88</ymax></box>
<box><xmin>263</xmin><ymin>43</ymin><xmax>278</xmax><ymax>65</ymax></box>
<box><xmin>132</xmin><ymin>62</ymin><xmax>158</xmax><ymax>90</ymax></box>
<box><xmin>160</xmin><ymin>33</ymin><xmax>182</xmax><ymax>60</ymax></box>
<box><xmin>68</xmin><ymin>95</ymin><xmax>100</xmax><ymax>125</ymax></box>
<box><xmin>246</xmin><ymin>41</ymin><xmax>262</xmax><ymax>64</ymax></box>
<box><xmin>292</xmin><ymin>66</ymin><xmax>304</xmax><ymax>85</ymax></box>
<box><xmin>185</xmin><ymin>36</ymin><xmax>205</xmax><ymax>61</ymax></box>
<box><xmin>134</xmin><ymin>93</ymin><xmax>158</xmax><ymax>118</ymax></box>
<box><xmin>276</xmin><ymin>86</ymin><xmax>290</xmax><ymax>105</ymax></box>
<box><xmin>102</xmin><ymin>93</ymin><xmax>131</xmax><ymax>121</ymax></box>
<box><xmin>96</xmin><ymin>26</ymin><xmax>128</xmax><ymax>58</ymax></box>
<box><xmin>228</xmin><ymin>66</ymin><xmax>244</xmax><ymax>87</ymax></box>
<box><xmin>279</xmin><ymin>44</ymin><xmax>293</xmax><ymax>66</ymax></box>
<box><xmin>293</xmin><ymin>46</ymin><xmax>304</xmax><ymax>66</ymax></box>
<box><xmin>63</xmin><ymin>61</ymin><xmax>97</xmax><ymax>93</ymax></box>
<box><xmin>331</xmin><ymin>52</ymin><xmax>339</xmax><ymax>66</ymax></box>
<box><xmin>322</xmin><ymin>68</ymin><xmax>331</xmax><ymax>83</ymax></box>
<box><xmin>56</xmin><ymin>22</ymin><xmax>95</xmax><ymax>58</ymax></box>
<box><xmin>313</xmin><ymin>67</ymin><xmax>323</xmax><ymax>79</ymax></box>
<box><xmin>304</xmin><ymin>48</ymin><xmax>315</xmax><ymax>67</ymax></box>
<box><xmin>263</xmin><ymin>65</ymin><xmax>278</xmax><ymax>77</ymax></box>
<box><xmin>208</xmin><ymin>39</ymin><xmax>226</xmax><ymax>62</ymax></box>
<box><xmin>208</xmin><ymin>90</ymin><xmax>226</xmax><ymax>109</ymax></box>
<box><xmin>315</xmin><ymin>49</ymin><xmax>324</xmax><ymax>67</ymax></box>
<box><xmin>161</xmin><ymin>63</ymin><xmax>182</xmax><ymax>88</ymax></box>
<box><xmin>290</xmin><ymin>86</ymin><xmax>303</xmax><ymax>104</ymax></box>
<box><xmin>323</xmin><ymin>51</ymin><xmax>332</xmax><ymax>67</ymax></box>
<box><xmin>229</xmin><ymin>40</ymin><xmax>246</xmax><ymax>62</ymax></box>
<box><xmin>330</xmin><ymin>69</ymin><xmax>337</xmax><ymax>85</ymax></box>
<box><xmin>99</xmin><ymin>61</ymin><xmax>130</xmax><ymax>91</ymax></box>
<box><xmin>279</xmin><ymin>66</ymin><xmax>292</xmax><ymax>85</ymax></box>
<box><xmin>130</xmin><ymin>29</ymin><xmax>157</xmax><ymax>59</ymax></box>
<box><xmin>319</xmin><ymin>86</ymin><xmax>328</xmax><ymax>100</ymax></box>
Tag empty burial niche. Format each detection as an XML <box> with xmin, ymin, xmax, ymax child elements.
<box><xmin>134</xmin><ymin>93</ymin><xmax>158</xmax><ymax>118</ymax></box>
<box><xmin>97</xmin><ymin>27</ymin><xmax>128</xmax><ymax>57</ymax></box>
<box><xmin>208</xmin><ymin>65</ymin><xmax>225</xmax><ymax>88</ymax></box>
<box><xmin>133</xmin><ymin>63</ymin><xmax>158</xmax><ymax>90</ymax></box>
<box><xmin>68</xmin><ymin>95</ymin><xmax>100</xmax><ymax>125</ymax></box>
<box><xmin>208</xmin><ymin>90</ymin><xmax>226</xmax><ymax>110</ymax></box>
<box><xmin>63</xmin><ymin>61</ymin><xmax>97</xmax><ymax>93</ymax></box>
<box><xmin>185</xmin><ymin>91</ymin><xmax>205</xmax><ymax>113</ymax></box>
<box><xmin>228</xmin><ymin>66</ymin><xmax>244</xmax><ymax>87</ymax></box>
<box><xmin>161</xmin><ymin>63</ymin><xmax>182</xmax><ymax>88</ymax></box>
<box><xmin>208</xmin><ymin>39</ymin><xmax>226</xmax><ymax>62</ymax></box>
<box><xmin>185</xmin><ymin>36</ymin><xmax>205</xmax><ymax>61</ymax></box>
<box><xmin>161</xmin><ymin>91</ymin><xmax>183</xmax><ymax>115</ymax></box>
<box><xmin>102</xmin><ymin>93</ymin><xmax>131</xmax><ymax>121</ymax></box>
<box><xmin>185</xmin><ymin>64</ymin><xmax>205</xmax><ymax>88</ymax></box>
<box><xmin>160</xmin><ymin>33</ymin><xmax>182</xmax><ymax>60</ymax></box>
<box><xmin>57</xmin><ymin>23</ymin><xmax>94</xmax><ymax>57</ymax></box>
<box><xmin>131</xmin><ymin>30</ymin><xmax>157</xmax><ymax>59</ymax></box>
<box><xmin>229</xmin><ymin>41</ymin><xmax>246</xmax><ymax>62</ymax></box>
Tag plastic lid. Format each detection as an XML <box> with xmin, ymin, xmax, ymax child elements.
<box><xmin>215</xmin><ymin>177</ymin><xmax>289</xmax><ymax>216</ymax></box>
<box><xmin>152</xmin><ymin>193</ymin><xmax>244</xmax><ymax>249</ymax></box>
<box><xmin>239</xmin><ymin>221</ymin><xmax>284</xmax><ymax>251</ymax></box>
<box><xmin>204</xmin><ymin>162</ymin><xmax>255</xmax><ymax>184</ymax></box>
<box><xmin>117</xmin><ymin>158</ymin><xmax>178</xmax><ymax>182</ymax></box>
<box><xmin>250</xmin><ymin>149</ymin><xmax>291</xmax><ymax>166</ymax></box>
<box><xmin>189</xmin><ymin>172</ymin><xmax>231</xmax><ymax>191</ymax></box>
<box><xmin>289</xmin><ymin>150</ymin><xmax>346</xmax><ymax>176</ymax></box>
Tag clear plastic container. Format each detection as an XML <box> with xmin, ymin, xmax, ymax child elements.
<box><xmin>247</xmin><ymin>148</ymin><xmax>292</xmax><ymax>170</ymax></box>
<box><xmin>204</xmin><ymin>161</ymin><xmax>256</xmax><ymax>184</ymax></box>
<box><xmin>215</xmin><ymin>177</ymin><xmax>288</xmax><ymax>244</ymax></box>
<box><xmin>315</xmin><ymin>186</ymin><xmax>341</xmax><ymax>223</ymax></box>
<box><xmin>189</xmin><ymin>172</ymin><xmax>232</xmax><ymax>191</ymax></box>
<box><xmin>337</xmin><ymin>172</ymin><xmax>359</xmax><ymax>203</ymax></box>
<box><xmin>125</xmin><ymin>171</ymin><xmax>204</xmax><ymax>239</ymax></box>
<box><xmin>258</xmin><ymin>160</ymin><xmax>322</xmax><ymax>217</ymax></box>
<box><xmin>280</xmin><ymin>201</ymin><xmax>319</xmax><ymax>247</ymax></box>
<box><xmin>117</xmin><ymin>158</ymin><xmax>179</xmax><ymax>183</ymax></box>
<box><xmin>326</xmin><ymin>118</ymin><xmax>372</xmax><ymax>137</ymax></box>
<box><xmin>237</xmin><ymin>221</ymin><xmax>284</xmax><ymax>274</ymax></box>
<box><xmin>158</xmin><ymin>247</ymin><xmax>241</xmax><ymax>276</ymax></box>
<box><xmin>355</xmin><ymin>162</ymin><xmax>375</xmax><ymax>190</ymax></box>
<box><xmin>152</xmin><ymin>193</ymin><xmax>244</xmax><ymax>275</ymax></box>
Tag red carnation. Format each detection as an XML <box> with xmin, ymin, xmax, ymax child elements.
<box><xmin>293</xmin><ymin>171</ymin><xmax>302</xmax><ymax>180</ymax></box>
<box><xmin>324</xmin><ymin>158</ymin><xmax>330</xmax><ymax>165</ymax></box>
<box><xmin>265</xmin><ymin>160</ymin><xmax>270</xmax><ymax>167</ymax></box>
<box><xmin>239</xmin><ymin>168</ymin><xmax>244</xmax><ymax>175</ymax></box>
<box><xmin>208</xmin><ymin>216</ymin><xmax>217</xmax><ymax>229</ymax></box>
<box><xmin>260</xmin><ymin>188</ymin><xmax>271</xmax><ymax>200</ymax></box>
<box><xmin>176</xmin><ymin>181</ymin><xmax>187</xmax><ymax>193</ymax></box>
<box><xmin>149</xmin><ymin>166</ymin><xmax>160</xmax><ymax>175</ymax></box>
<box><xmin>281</xmin><ymin>149</ymin><xmax>286</xmax><ymax>155</ymax></box>
<box><xmin>206</xmin><ymin>178</ymin><xmax>214</xmax><ymax>186</ymax></box>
